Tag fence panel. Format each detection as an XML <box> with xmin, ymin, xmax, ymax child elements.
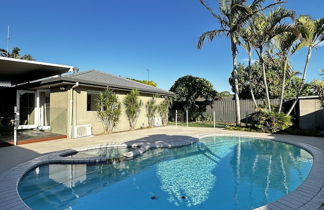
<box><xmin>206</xmin><ymin>99</ymin><xmax>279</xmax><ymax>124</ymax></box>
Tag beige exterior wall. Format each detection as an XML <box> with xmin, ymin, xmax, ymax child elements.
<box><xmin>50</xmin><ymin>87</ymin><xmax>69</xmax><ymax>135</ymax></box>
<box><xmin>299</xmin><ymin>99</ymin><xmax>324</xmax><ymax>130</ymax></box>
<box><xmin>72</xmin><ymin>87</ymin><xmax>165</xmax><ymax>135</ymax></box>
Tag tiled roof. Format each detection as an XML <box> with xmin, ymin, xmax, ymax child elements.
<box><xmin>63</xmin><ymin>70</ymin><xmax>173</xmax><ymax>95</ymax></box>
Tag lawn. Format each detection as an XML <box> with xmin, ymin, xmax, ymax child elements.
<box><xmin>168</xmin><ymin>121</ymin><xmax>227</xmax><ymax>128</ymax></box>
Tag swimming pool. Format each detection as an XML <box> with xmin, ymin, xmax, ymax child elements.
<box><xmin>18</xmin><ymin>136</ymin><xmax>313</xmax><ymax>210</ymax></box>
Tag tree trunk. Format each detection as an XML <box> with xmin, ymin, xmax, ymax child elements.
<box><xmin>231</xmin><ymin>37</ymin><xmax>241</xmax><ymax>126</ymax></box>
<box><xmin>248</xmin><ymin>49</ymin><xmax>258</xmax><ymax>108</ymax></box>
<box><xmin>278</xmin><ymin>57</ymin><xmax>288</xmax><ymax>113</ymax></box>
<box><xmin>287</xmin><ymin>47</ymin><xmax>313</xmax><ymax>116</ymax></box>
<box><xmin>259</xmin><ymin>49</ymin><xmax>272</xmax><ymax>112</ymax></box>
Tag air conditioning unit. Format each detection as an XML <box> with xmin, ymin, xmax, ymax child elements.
<box><xmin>154</xmin><ymin>117</ymin><xmax>162</xmax><ymax>127</ymax></box>
<box><xmin>72</xmin><ymin>124</ymin><xmax>92</xmax><ymax>138</ymax></box>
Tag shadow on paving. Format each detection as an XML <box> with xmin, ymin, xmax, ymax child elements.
<box><xmin>0</xmin><ymin>146</ymin><xmax>41</xmax><ymax>176</ymax></box>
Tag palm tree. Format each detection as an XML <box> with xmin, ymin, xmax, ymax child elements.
<box><xmin>240</xmin><ymin>27</ymin><xmax>258</xmax><ymax>107</ymax></box>
<box><xmin>249</xmin><ymin>8</ymin><xmax>295</xmax><ymax>112</ymax></box>
<box><xmin>287</xmin><ymin>16</ymin><xmax>324</xmax><ymax>115</ymax></box>
<box><xmin>197</xmin><ymin>0</ymin><xmax>283</xmax><ymax>125</ymax></box>
<box><xmin>273</xmin><ymin>29</ymin><xmax>299</xmax><ymax>113</ymax></box>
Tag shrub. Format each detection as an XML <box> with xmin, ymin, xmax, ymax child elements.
<box><xmin>312</xmin><ymin>80</ymin><xmax>324</xmax><ymax>108</ymax></box>
<box><xmin>96</xmin><ymin>88</ymin><xmax>121</xmax><ymax>134</ymax></box>
<box><xmin>195</xmin><ymin>112</ymin><xmax>212</xmax><ymax>122</ymax></box>
<box><xmin>146</xmin><ymin>95</ymin><xmax>158</xmax><ymax>127</ymax></box>
<box><xmin>124</xmin><ymin>90</ymin><xmax>143</xmax><ymax>130</ymax></box>
<box><xmin>251</xmin><ymin>108</ymin><xmax>292</xmax><ymax>133</ymax></box>
<box><xmin>157</xmin><ymin>99</ymin><xmax>170</xmax><ymax>126</ymax></box>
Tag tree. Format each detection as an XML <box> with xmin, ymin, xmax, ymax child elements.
<box><xmin>312</xmin><ymin>80</ymin><xmax>324</xmax><ymax>108</ymax></box>
<box><xmin>127</xmin><ymin>78</ymin><xmax>157</xmax><ymax>87</ymax></box>
<box><xmin>0</xmin><ymin>47</ymin><xmax>34</xmax><ymax>60</ymax></box>
<box><xmin>229</xmin><ymin>60</ymin><xmax>314</xmax><ymax>100</ymax></box>
<box><xmin>146</xmin><ymin>95</ymin><xmax>158</xmax><ymax>127</ymax></box>
<box><xmin>287</xmin><ymin>16</ymin><xmax>324</xmax><ymax>115</ymax></box>
<box><xmin>218</xmin><ymin>91</ymin><xmax>232</xmax><ymax>98</ymax></box>
<box><xmin>197</xmin><ymin>0</ymin><xmax>282</xmax><ymax>125</ymax></box>
<box><xmin>240</xmin><ymin>26</ymin><xmax>258</xmax><ymax>107</ymax></box>
<box><xmin>96</xmin><ymin>88</ymin><xmax>121</xmax><ymax>134</ymax></box>
<box><xmin>123</xmin><ymin>89</ymin><xmax>143</xmax><ymax>130</ymax></box>
<box><xmin>170</xmin><ymin>75</ymin><xmax>217</xmax><ymax>121</ymax></box>
<box><xmin>157</xmin><ymin>99</ymin><xmax>170</xmax><ymax>126</ymax></box>
<box><xmin>249</xmin><ymin>8</ymin><xmax>295</xmax><ymax>111</ymax></box>
<box><xmin>273</xmin><ymin>29</ymin><xmax>300</xmax><ymax>113</ymax></box>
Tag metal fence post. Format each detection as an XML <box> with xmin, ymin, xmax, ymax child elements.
<box><xmin>213</xmin><ymin>111</ymin><xmax>216</xmax><ymax>128</ymax></box>
<box><xmin>175</xmin><ymin>110</ymin><xmax>178</xmax><ymax>126</ymax></box>
<box><xmin>186</xmin><ymin>110</ymin><xmax>188</xmax><ymax>127</ymax></box>
<box><xmin>14</xmin><ymin>106</ymin><xmax>19</xmax><ymax>146</ymax></box>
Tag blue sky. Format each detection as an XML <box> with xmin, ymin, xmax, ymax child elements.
<box><xmin>0</xmin><ymin>0</ymin><xmax>323</xmax><ymax>92</ymax></box>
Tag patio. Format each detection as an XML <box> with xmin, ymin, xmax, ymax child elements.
<box><xmin>0</xmin><ymin>130</ymin><xmax>66</xmax><ymax>147</ymax></box>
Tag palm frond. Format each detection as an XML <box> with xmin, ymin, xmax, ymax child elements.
<box><xmin>199</xmin><ymin>0</ymin><xmax>220</xmax><ymax>20</ymax></box>
<box><xmin>197</xmin><ymin>29</ymin><xmax>228</xmax><ymax>49</ymax></box>
<box><xmin>267</xmin><ymin>8</ymin><xmax>295</xmax><ymax>31</ymax></box>
<box><xmin>219</xmin><ymin>0</ymin><xmax>233</xmax><ymax>15</ymax></box>
<box><xmin>232</xmin><ymin>1</ymin><xmax>286</xmax><ymax>33</ymax></box>
<box><xmin>199</xmin><ymin>0</ymin><xmax>230</xmax><ymax>28</ymax></box>
<box><xmin>292</xmin><ymin>39</ymin><xmax>307</xmax><ymax>53</ymax></box>
<box><xmin>250</xmin><ymin>0</ymin><xmax>267</xmax><ymax>10</ymax></box>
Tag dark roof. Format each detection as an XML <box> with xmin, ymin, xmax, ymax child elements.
<box><xmin>0</xmin><ymin>57</ymin><xmax>73</xmax><ymax>86</ymax></box>
<box><xmin>36</xmin><ymin>70</ymin><xmax>173</xmax><ymax>96</ymax></box>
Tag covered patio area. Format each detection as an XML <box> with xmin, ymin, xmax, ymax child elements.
<box><xmin>0</xmin><ymin>57</ymin><xmax>74</xmax><ymax>145</ymax></box>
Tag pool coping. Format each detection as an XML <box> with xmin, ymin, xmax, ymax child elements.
<box><xmin>0</xmin><ymin>134</ymin><xmax>323</xmax><ymax>210</ymax></box>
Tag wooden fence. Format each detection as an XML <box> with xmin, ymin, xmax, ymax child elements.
<box><xmin>205</xmin><ymin>99</ymin><xmax>280</xmax><ymax>123</ymax></box>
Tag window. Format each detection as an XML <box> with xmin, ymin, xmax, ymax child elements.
<box><xmin>87</xmin><ymin>92</ymin><xmax>98</xmax><ymax>111</ymax></box>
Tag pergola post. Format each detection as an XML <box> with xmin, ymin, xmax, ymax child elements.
<box><xmin>14</xmin><ymin>106</ymin><xmax>19</xmax><ymax>146</ymax></box>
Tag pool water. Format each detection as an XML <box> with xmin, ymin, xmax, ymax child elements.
<box><xmin>18</xmin><ymin>136</ymin><xmax>313</xmax><ymax>210</ymax></box>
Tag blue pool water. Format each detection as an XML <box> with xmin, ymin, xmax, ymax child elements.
<box><xmin>18</xmin><ymin>136</ymin><xmax>313</xmax><ymax>210</ymax></box>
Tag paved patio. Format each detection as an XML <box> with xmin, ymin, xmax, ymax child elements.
<box><xmin>1</xmin><ymin>126</ymin><xmax>323</xmax><ymax>175</ymax></box>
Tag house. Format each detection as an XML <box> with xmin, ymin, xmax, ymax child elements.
<box><xmin>31</xmin><ymin>70</ymin><xmax>173</xmax><ymax>138</ymax></box>
<box><xmin>0</xmin><ymin>57</ymin><xmax>74</xmax><ymax>144</ymax></box>
<box><xmin>0</xmin><ymin>57</ymin><xmax>172</xmax><ymax>144</ymax></box>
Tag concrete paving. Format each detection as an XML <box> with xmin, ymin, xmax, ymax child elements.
<box><xmin>1</xmin><ymin>126</ymin><xmax>323</xmax><ymax>175</ymax></box>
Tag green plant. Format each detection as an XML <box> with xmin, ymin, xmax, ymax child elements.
<box><xmin>127</xmin><ymin>78</ymin><xmax>158</xmax><ymax>87</ymax></box>
<box><xmin>123</xmin><ymin>89</ymin><xmax>143</xmax><ymax>130</ymax></box>
<box><xmin>287</xmin><ymin>15</ymin><xmax>324</xmax><ymax>115</ymax></box>
<box><xmin>312</xmin><ymin>80</ymin><xmax>324</xmax><ymax>108</ymax></box>
<box><xmin>96</xmin><ymin>88</ymin><xmax>121</xmax><ymax>134</ymax></box>
<box><xmin>197</xmin><ymin>0</ymin><xmax>283</xmax><ymax>125</ymax></box>
<box><xmin>0</xmin><ymin>47</ymin><xmax>34</xmax><ymax>60</ymax></box>
<box><xmin>170</xmin><ymin>75</ymin><xmax>217</xmax><ymax>121</ymax></box>
<box><xmin>251</xmin><ymin>108</ymin><xmax>292</xmax><ymax>133</ymax></box>
<box><xmin>195</xmin><ymin>112</ymin><xmax>212</xmax><ymax>122</ymax></box>
<box><xmin>249</xmin><ymin>8</ymin><xmax>295</xmax><ymax>111</ymax></box>
<box><xmin>146</xmin><ymin>95</ymin><xmax>158</xmax><ymax>127</ymax></box>
<box><xmin>157</xmin><ymin>99</ymin><xmax>170</xmax><ymax>126</ymax></box>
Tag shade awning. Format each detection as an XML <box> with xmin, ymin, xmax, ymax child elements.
<box><xmin>0</xmin><ymin>57</ymin><xmax>74</xmax><ymax>85</ymax></box>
